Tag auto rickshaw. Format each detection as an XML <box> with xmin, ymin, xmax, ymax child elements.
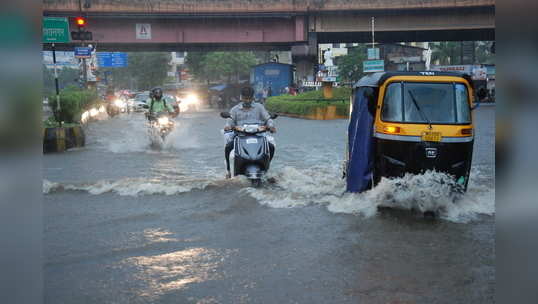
<box><xmin>345</xmin><ymin>71</ymin><xmax>482</xmax><ymax>193</ymax></box>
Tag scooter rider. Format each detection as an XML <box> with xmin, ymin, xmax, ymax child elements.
<box><xmin>224</xmin><ymin>86</ymin><xmax>276</xmax><ymax>178</ymax></box>
<box><xmin>146</xmin><ymin>87</ymin><xmax>175</xmax><ymax>120</ymax></box>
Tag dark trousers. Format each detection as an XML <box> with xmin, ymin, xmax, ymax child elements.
<box><xmin>225</xmin><ymin>141</ymin><xmax>275</xmax><ymax>172</ymax></box>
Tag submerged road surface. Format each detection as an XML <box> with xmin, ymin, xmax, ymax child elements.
<box><xmin>44</xmin><ymin>106</ymin><xmax>495</xmax><ymax>303</ymax></box>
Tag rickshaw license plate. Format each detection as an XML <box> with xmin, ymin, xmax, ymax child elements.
<box><xmin>246</xmin><ymin>138</ymin><xmax>258</xmax><ymax>144</ymax></box>
<box><xmin>421</xmin><ymin>131</ymin><xmax>442</xmax><ymax>142</ymax></box>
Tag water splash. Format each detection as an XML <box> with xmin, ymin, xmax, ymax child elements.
<box><xmin>245</xmin><ymin>166</ymin><xmax>494</xmax><ymax>223</ymax></box>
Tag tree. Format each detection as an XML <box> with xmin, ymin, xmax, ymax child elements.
<box><xmin>43</xmin><ymin>66</ymin><xmax>81</xmax><ymax>95</ymax></box>
<box><xmin>431</xmin><ymin>42</ymin><xmax>462</xmax><ymax>65</ymax></box>
<box><xmin>186</xmin><ymin>51</ymin><xmax>258</xmax><ymax>83</ymax></box>
<box><xmin>103</xmin><ymin>52</ymin><xmax>170</xmax><ymax>90</ymax></box>
<box><xmin>431</xmin><ymin>41</ymin><xmax>495</xmax><ymax>65</ymax></box>
<box><xmin>475</xmin><ymin>41</ymin><xmax>495</xmax><ymax>64</ymax></box>
<box><xmin>185</xmin><ymin>52</ymin><xmax>207</xmax><ymax>82</ymax></box>
<box><xmin>337</xmin><ymin>44</ymin><xmax>368</xmax><ymax>83</ymax></box>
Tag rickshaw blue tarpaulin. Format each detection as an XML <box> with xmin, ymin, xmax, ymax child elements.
<box><xmin>346</xmin><ymin>88</ymin><xmax>374</xmax><ymax>193</ymax></box>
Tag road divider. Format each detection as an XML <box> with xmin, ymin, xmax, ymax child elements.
<box><xmin>265</xmin><ymin>88</ymin><xmax>350</xmax><ymax>120</ymax></box>
<box><xmin>43</xmin><ymin>125</ymin><xmax>85</xmax><ymax>153</ymax></box>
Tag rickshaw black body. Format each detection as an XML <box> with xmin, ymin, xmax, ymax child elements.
<box><xmin>373</xmin><ymin>136</ymin><xmax>473</xmax><ymax>190</ymax></box>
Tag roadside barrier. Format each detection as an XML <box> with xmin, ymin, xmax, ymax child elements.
<box><xmin>276</xmin><ymin>105</ymin><xmax>349</xmax><ymax>120</ymax></box>
<box><xmin>65</xmin><ymin>125</ymin><xmax>85</xmax><ymax>149</ymax></box>
<box><xmin>43</xmin><ymin>126</ymin><xmax>85</xmax><ymax>153</ymax></box>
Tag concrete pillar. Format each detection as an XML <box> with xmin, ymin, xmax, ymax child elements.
<box><xmin>292</xmin><ymin>32</ymin><xmax>318</xmax><ymax>85</ymax></box>
<box><xmin>294</xmin><ymin>59</ymin><xmax>316</xmax><ymax>83</ymax></box>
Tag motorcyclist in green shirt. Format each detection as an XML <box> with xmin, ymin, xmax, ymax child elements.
<box><xmin>146</xmin><ymin>87</ymin><xmax>175</xmax><ymax>120</ymax></box>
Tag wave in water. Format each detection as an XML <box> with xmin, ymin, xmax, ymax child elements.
<box><xmin>44</xmin><ymin>166</ymin><xmax>494</xmax><ymax>223</ymax></box>
<box><xmin>245</xmin><ymin>166</ymin><xmax>494</xmax><ymax>223</ymax></box>
<box><xmin>43</xmin><ymin>177</ymin><xmax>216</xmax><ymax>196</ymax></box>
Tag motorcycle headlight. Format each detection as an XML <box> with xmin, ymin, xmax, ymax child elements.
<box><xmin>158</xmin><ymin>117</ymin><xmax>169</xmax><ymax>125</ymax></box>
<box><xmin>89</xmin><ymin>108</ymin><xmax>99</xmax><ymax>117</ymax></box>
<box><xmin>186</xmin><ymin>94</ymin><xmax>198</xmax><ymax>104</ymax></box>
<box><xmin>114</xmin><ymin>99</ymin><xmax>125</xmax><ymax>107</ymax></box>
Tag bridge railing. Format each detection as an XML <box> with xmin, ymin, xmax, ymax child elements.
<box><xmin>44</xmin><ymin>0</ymin><xmax>495</xmax><ymax>15</ymax></box>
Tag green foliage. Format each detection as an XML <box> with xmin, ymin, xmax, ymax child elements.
<box><xmin>267</xmin><ymin>87</ymin><xmax>351</xmax><ymax>102</ymax></box>
<box><xmin>265</xmin><ymin>87</ymin><xmax>351</xmax><ymax>116</ymax></box>
<box><xmin>102</xmin><ymin>52</ymin><xmax>171</xmax><ymax>90</ymax></box>
<box><xmin>337</xmin><ymin>45</ymin><xmax>368</xmax><ymax>83</ymax></box>
<box><xmin>48</xmin><ymin>87</ymin><xmax>100</xmax><ymax>123</ymax></box>
<box><xmin>432</xmin><ymin>42</ymin><xmax>462</xmax><ymax>65</ymax></box>
<box><xmin>431</xmin><ymin>41</ymin><xmax>494</xmax><ymax>65</ymax></box>
<box><xmin>43</xmin><ymin>66</ymin><xmax>81</xmax><ymax>95</ymax></box>
<box><xmin>43</xmin><ymin>117</ymin><xmax>79</xmax><ymax>128</ymax></box>
<box><xmin>186</xmin><ymin>51</ymin><xmax>258</xmax><ymax>83</ymax></box>
<box><xmin>475</xmin><ymin>41</ymin><xmax>495</xmax><ymax>64</ymax></box>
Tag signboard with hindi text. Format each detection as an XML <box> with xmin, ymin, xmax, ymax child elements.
<box><xmin>43</xmin><ymin>17</ymin><xmax>70</xmax><ymax>43</ymax></box>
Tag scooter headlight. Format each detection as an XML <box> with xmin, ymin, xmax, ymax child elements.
<box><xmin>244</xmin><ymin>125</ymin><xmax>259</xmax><ymax>133</ymax></box>
<box><xmin>158</xmin><ymin>117</ymin><xmax>169</xmax><ymax>126</ymax></box>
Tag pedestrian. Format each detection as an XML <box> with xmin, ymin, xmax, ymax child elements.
<box><xmin>261</xmin><ymin>87</ymin><xmax>268</xmax><ymax>104</ymax></box>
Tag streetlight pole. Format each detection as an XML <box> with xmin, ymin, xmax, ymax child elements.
<box><xmin>371</xmin><ymin>17</ymin><xmax>375</xmax><ymax>52</ymax></box>
<box><xmin>52</xmin><ymin>43</ymin><xmax>62</xmax><ymax>127</ymax></box>
<box><xmin>78</xmin><ymin>0</ymin><xmax>87</xmax><ymax>88</ymax></box>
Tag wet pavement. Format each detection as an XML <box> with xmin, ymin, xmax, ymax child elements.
<box><xmin>44</xmin><ymin>107</ymin><xmax>495</xmax><ymax>303</ymax></box>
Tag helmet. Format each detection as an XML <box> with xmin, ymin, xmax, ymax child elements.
<box><xmin>240</xmin><ymin>86</ymin><xmax>255</xmax><ymax>107</ymax></box>
<box><xmin>152</xmin><ymin>87</ymin><xmax>163</xmax><ymax>101</ymax></box>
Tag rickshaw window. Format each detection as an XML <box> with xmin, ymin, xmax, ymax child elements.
<box><xmin>381</xmin><ymin>81</ymin><xmax>471</xmax><ymax>124</ymax></box>
<box><xmin>380</xmin><ymin>82</ymin><xmax>403</xmax><ymax>122</ymax></box>
<box><xmin>455</xmin><ymin>83</ymin><xmax>471</xmax><ymax>124</ymax></box>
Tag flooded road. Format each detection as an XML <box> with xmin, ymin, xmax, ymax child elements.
<box><xmin>44</xmin><ymin>106</ymin><xmax>495</xmax><ymax>303</ymax></box>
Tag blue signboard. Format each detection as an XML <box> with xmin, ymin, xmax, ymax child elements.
<box><xmin>367</xmin><ymin>48</ymin><xmax>380</xmax><ymax>60</ymax></box>
<box><xmin>74</xmin><ymin>47</ymin><xmax>92</xmax><ymax>58</ymax></box>
<box><xmin>363</xmin><ymin>60</ymin><xmax>385</xmax><ymax>73</ymax></box>
<box><xmin>97</xmin><ymin>52</ymin><xmax>128</xmax><ymax>68</ymax></box>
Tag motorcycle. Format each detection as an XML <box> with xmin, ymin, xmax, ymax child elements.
<box><xmin>148</xmin><ymin>111</ymin><xmax>175</xmax><ymax>141</ymax></box>
<box><xmin>107</xmin><ymin>98</ymin><xmax>129</xmax><ymax>117</ymax></box>
<box><xmin>220</xmin><ymin>112</ymin><xmax>277</xmax><ymax>187</ymax></box>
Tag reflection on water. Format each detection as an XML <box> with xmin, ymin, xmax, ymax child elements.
<box><xmin>124</xmin><ymin>247</ymin><xmax>229</xmax><ymax>300</ymax></box>
<box><xmin>143</xmin><ymin>228</ymin><xmax>178</xmax><ymax>243</ymax></box>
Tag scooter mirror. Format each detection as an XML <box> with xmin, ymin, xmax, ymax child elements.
<box><xmin>220</xmin><ymin>112</ymin><xmax>231</xmax><ymax>118</ymax></box>
<box><xmin>270</xmin><ymin>114</ymin><xmax>278</xmax><ymax>119</ymax></box>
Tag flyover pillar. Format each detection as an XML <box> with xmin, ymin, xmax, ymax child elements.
<box><xmin>292</xmin><ymin>32</ymin><xmax>318</xmax><ymax>86</ymax></box>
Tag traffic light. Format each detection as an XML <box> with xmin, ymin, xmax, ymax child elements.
<box><xmin>75</xmin><ymin>17</ymin><xmax>86</xmax><ymax>28</ymax></box>
<box><xmin>71</xmin><ymin>31</ymin><xmax>92</xmax><ymax>41</ymax></box>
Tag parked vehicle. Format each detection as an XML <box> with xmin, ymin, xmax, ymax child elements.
<box><xmin>132</xmin><ymin>92</ymin><xmax>150</xmax><ymax>112</ymax></box>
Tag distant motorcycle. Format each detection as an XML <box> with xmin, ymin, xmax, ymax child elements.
<box><xmin>107</xmin><ymin>98</ymin><xmax>129</xmax><ymax>117</ymax></box>
<box><xmin>220</xmin><ymin>111</ymin><xmax>277</xmax><ymax>187</ymax></box>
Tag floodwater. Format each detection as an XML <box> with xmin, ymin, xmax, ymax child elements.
<box><xmin>44</xmin><ymin>106</ymin><xmax>495</xmax><ymax>303</ymax></box>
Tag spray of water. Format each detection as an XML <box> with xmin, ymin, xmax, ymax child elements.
<box><xmin>244</xmin><ymin>166</ymin><xmax>494</xmax><ymax>223</ymax></box>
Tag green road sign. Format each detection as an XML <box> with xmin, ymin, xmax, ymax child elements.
<box><xmin>363</xmin><ymin>60</ymin><xmax>385</xmax><ymax>73</ymax></box>
<box><xmin>43</xmin><ymin>17</ymin><xmax>70</xmax><ymax>43</ymax></box>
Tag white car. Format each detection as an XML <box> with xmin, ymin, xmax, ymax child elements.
<box><xmin>132</xmin><ymin>92</ymin><xmax>150</xmax><ymax>112</ymax></box>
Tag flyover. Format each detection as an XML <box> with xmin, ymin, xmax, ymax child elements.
<box><xmin>43</xmin><ymin>0</ymin><xmax>495</xmax><ymax>52</ymax></box>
